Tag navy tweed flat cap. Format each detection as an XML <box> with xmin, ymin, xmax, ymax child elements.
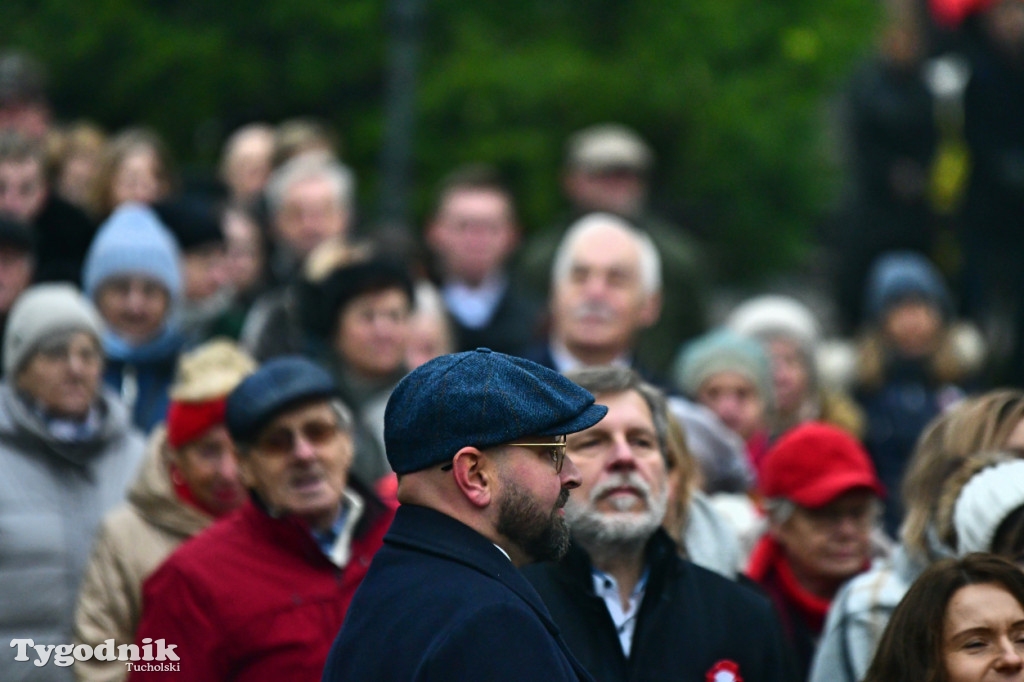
<box><xmin>384</xmin><ymin>348</ymin><xmax>607</xmax><ymax>474</ymax></box>
<box><xmin>226</xmin><ymin>356</ymin><xmax>339</xmax><ymax>444</ymax></box>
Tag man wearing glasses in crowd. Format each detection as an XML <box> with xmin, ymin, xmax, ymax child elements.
<box><xmin>131</xmin><ymin>357</ymin><xmax>396</xmax><ymax>682</ymax></box>
<box><xmin>322</xmin><ymin>347</ymin><xmax>606</xmax><ymax>681</ymax></box>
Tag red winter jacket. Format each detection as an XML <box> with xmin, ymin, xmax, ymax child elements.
<box><xmin>129</xmin><ymin>490</ymin><xmax>395</xmax><ymax>682</ymax></box>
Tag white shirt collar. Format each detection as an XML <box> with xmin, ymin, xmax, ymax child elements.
<box><xmin>442</xmin><ymin>271</ymin><xmax>508</xmax><ymax>329</ymax></box>
<box><xmin>548</xmin><ymin>339</ymin><xmax>632</xmax><ymax>374</ymax></box>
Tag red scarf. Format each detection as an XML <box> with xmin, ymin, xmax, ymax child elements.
<box><xmin>171</xmin><ymin>470</ymin><xmax>232</xmax><ymax>519</ymax></box>
<box><xmin>746</xmin><ymin>535</ymin><xmax>832</xmax><ymax>634</ymax></box>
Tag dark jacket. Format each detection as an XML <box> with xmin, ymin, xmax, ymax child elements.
<box><xmin>322</xmin><ymin>504</ymin><xmax>595</xmax><ymax>682</ymax></box>
<box><xmin>523</xmin><ymin>529</ymin><xmax>797</xmax><ymax>682</ymax></box>
<box><xmin>520</xmin><ymin>342</ymin><xmax>667</xmax><ymax>390</ymax></box>
<box><xmin>131</xmin><ymin>487</ymin><xmax>395</xmax><ymax>682</ymax></box>
<box><xmin>33</xmin><ymin>194</ymin><xmax>98</xmax><ymax>285</ymax></box>
<box><xmin>447</xmin><ymin>280</ymin><xmax>544</xmax><ymax>356</ymax></box>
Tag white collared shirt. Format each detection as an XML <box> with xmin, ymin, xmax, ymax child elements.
<box><xmin>442</xmin><ymin>272</ymin><xmax>508</xmax><ymax>329</ymax></box>
<box><xmin>548</xmin><ymin>339</ymin><xmax>632</xmax><ymax>375</ymax></box>
<box><xmin>591</xmin><ymin>567</ymin><xmax>649</xmax><ymax>657</ymax></box>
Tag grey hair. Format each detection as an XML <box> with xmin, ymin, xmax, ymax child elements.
<box><xmin>330</xmin><ymin>398</ymin><xmax>354</xmax><ymax>432</ymax></box>
<box><xmin>264</xmin><ymin>150</ymin><xmax>354</xmax><ymax>216</ymax></box>
<box><xmin>551</xmin><ymin>213</ymin><xmax>662</xmax><ymax>295</ymax></box>
<box><xmin>563</xmin><ymin>365</ymin><xmax>670</xmax><ymax>464</ymax></box>
<box><xmin>764</xmin><ymin>498</ymin><xmax>797</xmax><ymax>525</ymax></box>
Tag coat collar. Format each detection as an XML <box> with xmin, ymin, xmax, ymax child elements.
<box><xmin>385</xmin><ymin>504</ymin><xmax>562</xmax><ymax>634</ymax></box>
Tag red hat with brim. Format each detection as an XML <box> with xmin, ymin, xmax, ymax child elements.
<box><xmin>760</xmin><ymin>422</ymin><xmax>884</xmax><ymax>508</ymax></box>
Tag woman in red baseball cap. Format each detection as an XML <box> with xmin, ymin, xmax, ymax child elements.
<box><xmin>746</xmin><ymin>422</ymin><xmax>885</xmax><ymax>680</ymax></box>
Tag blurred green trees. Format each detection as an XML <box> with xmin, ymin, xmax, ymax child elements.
<box><xmin>1</xmin><ymin>0</ymin><xmax>879</xmax><ymax>280</ymax></box>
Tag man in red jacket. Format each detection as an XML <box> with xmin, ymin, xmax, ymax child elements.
<box><xmin>130</xmin><ymin>356</ymin><xmax>396</xmax><ymax>682</ymax></box>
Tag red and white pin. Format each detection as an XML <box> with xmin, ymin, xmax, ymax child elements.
<box><xmin>706</xmin><ymin>659</ymin><xmax>743</xmax><ymax>682</ymax></box>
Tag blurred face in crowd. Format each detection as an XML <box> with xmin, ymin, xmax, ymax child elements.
<box><xmin>240</xmin><ymin>401</ymin><xmax>352</xmax><ymax>531</ymax></box>
<box><xmin>275</xmin><ymin>175</ymin><xmax>347</xmax><ymax>258</ymax></box>
<box><xmin>222</xmin><ymin>128</ymin><xmax>274</xmax><ymax>202</ymax></box>
<box><xmin>426</xmin><ymin>188</ymin><xmax>518</xmax><ymax>286</ymax></box>
<box><xmin>884</xmin><ymin>299</ymin><xmax>942</xmax><ymax>357</ymax></box>
<box><xmin>983</xmin><ymin>0</ymin><xmax>1024</xmax><ymax>64</ymax></box>
<box><xmin>59</xmin><ymin>149</ymin><xmax>103</xmax><ymax>212</ymax></box>
<box><xmin>110</xmin><ymin>145</ymin><xmax>167</xmax><ymax>209</ymax></box>
<box><xmin>405</xmin><ymin>308</ymin><xmax>452</xmax><ymax>370</ymax></box>
<box><xmin>17</xmin><ymin>331</ymin><xmax>102</xmax><ymax>418</ymax></box>
<box><xmin>223</xmin><ymin>208</ymin><xmax>265</xmax><ymax>294</ymax></box>
<box><xmin>696</xmin><ymin>371</ymin><xmax>766</xmax><ymax>440</ymax></box>
<box><xmin>943</xmin><ymin>582</ymin><xmax>1024</xmax><ymax>682</ymax></box>
<box><xmin>771</xmin><ymin>489</ymin><xmax>878</xmax><ymax>597</ymax></box>
<box><xmin>0</xmin><ymin>103</ymin><xmax>50</xmax><ymax>141</ymax></box>
<box><xmin>564</xmin><ymin>166</ymin><xmax>647</xmax><ymax>218</ymax></box>
<box><xmin>552</xmin><ymin>222</ymin><xmax>659</xmax><ymax>360</ymax></box>
<box><xmin>334</xmin><ymin>287</ymin><xmax>411</xmax><ymax>380</ymax></box>
<box><xmin>96</xmin><ymin>275</ymin><xmax>170</xmax><ymax>344</ymax></box>
<box><xmin>182</xmin><ymin>244</ymin><xmax>229</xmax><ymax>303</ymax></box>
<box><xmin>172</xmin><ymin>424</ymin><xmax>247</xmax><ymax>517</ymax></box>
<box><xmin>564</xmin><ymin>389</ymin><xmax>669</xmax><ymax>546</ymax></box>
<box><xmin>0</xmin><ymin>157</ymin><xmax>46</xmax><ymax>222</ymax></box>
<box><xmin>768</xmin><ymin>337</ymin><xmax>811</xmax><ymax>417</ymax></box>
<box><xmin>0</xmin><ymin>246</ymin><xmax>32</xmax><ymax>313</ymax></box>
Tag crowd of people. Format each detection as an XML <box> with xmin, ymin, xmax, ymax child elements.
<box><xmin>2</xmin><ymin>0</ymin><xmax>1024</xmax><ymax>679</ymax></box>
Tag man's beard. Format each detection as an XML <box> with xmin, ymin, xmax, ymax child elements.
<box><xmin>564</xmin><ymin>472</ymin><xmax>668</xmax><ymax>554</ymax></box>
<box><xmin>495</xmin><ymin>478</ymin><xmax>572</xmax><ymax>564</ymax></box>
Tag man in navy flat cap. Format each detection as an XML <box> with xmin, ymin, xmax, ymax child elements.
<box><xmin>322</xmin><ymin>348</ymin><xmax>607</xmax><ymax>681</ymax></box>
<box><xmin>131</xmin><ymin>356</ymin><xmax>395</xmax><ymax>682</ymax></box>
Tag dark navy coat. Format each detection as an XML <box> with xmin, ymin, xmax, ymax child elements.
<box><xmin>322</xmin><ymin>504</ymin><xmax>595</xmax><ymax>681</ymax></box>
<box><xmin>523</xmin><ymin>529</ymin><xmax>798</xmax><ymax>682</ymax></box>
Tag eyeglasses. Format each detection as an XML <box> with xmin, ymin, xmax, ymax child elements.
<box><xmin>36</xmin><ymin>341</ymin><xmax>102</xmax><ymax>367</ymax></box>
<box><xmin>255</xmin><ymin>419</ymin><xmax>340</xmax><ymax>457</ymax></box>
<box><xmin>801</xmin><ymin>499</ymin><xmax>881</xmax><ymax>530</ymax></box>
<box><xmin>440</xmin><ymin>438</ymin><xmax>567</xmax><ymax>473</ymax></box>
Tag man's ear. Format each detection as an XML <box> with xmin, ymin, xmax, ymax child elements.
<box><xmin>450</xmin><ymin>447</ymin><xmax>494</xmax><ymax>509</ymax></box>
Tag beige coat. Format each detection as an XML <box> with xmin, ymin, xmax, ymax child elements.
<box><xmin>73</xmin><ymin>427</ymin><xmax>212</xmax><ymax>682</ymax></box>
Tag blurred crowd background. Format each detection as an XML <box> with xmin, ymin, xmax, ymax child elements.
<box><xmin>3</xmin><ymin>0</ymin><xmax>1024</xmax><ymax>679</ymax></box>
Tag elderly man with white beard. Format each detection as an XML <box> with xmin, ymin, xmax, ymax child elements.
<box><xmin>523</xmin><ymin>365</ymin><xmax>797</xmax><ymax>682</ymax></box>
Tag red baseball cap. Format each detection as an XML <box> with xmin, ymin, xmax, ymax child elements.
<box><xmin>760</xmin><ymin>422</ymin><xmax>884</xmax><ymax>508</ymax></box>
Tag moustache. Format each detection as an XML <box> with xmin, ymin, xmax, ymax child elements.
<box><xmin>571</xmin><ymin>302</ymin><xmax>616</xmax><ymax>322</ymax></box>
<box><xmin>589</xmin><ymin>473</ymin><xmax>652</xmax><ymax>505</ymax></box>
<box><xmin>555</xmin><ymin>487</ymin><xmax>570</xmax><ymax>510</ymax></box>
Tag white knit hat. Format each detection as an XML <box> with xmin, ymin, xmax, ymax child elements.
<box><xmin>726</xmin><ymin>295</ymin><xmax>820</xmax><ymax>351</ymax></box>
<box><xmin>954</xmin><ymin>459</ymin><xmax>1024</xmax><ymax>554</ymax></box>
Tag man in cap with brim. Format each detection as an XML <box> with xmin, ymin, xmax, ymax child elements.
<box><xmin>323</xmin><ymin>347</ymin><xmax>606</xmax><ymax>681</ymax></box>
<box><xmin>131</xmin><ymin>356</ymin><xmax>395</xmax><ymax>682</ymax></box>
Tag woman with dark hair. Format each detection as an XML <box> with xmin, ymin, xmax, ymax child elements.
<box><xmin>864</xmin><ymin>553</ymin><xmax>1024</xmax><ymax>682</ymax></box>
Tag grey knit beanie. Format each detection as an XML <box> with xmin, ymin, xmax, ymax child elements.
<box><xmin>4</xmin><ymin>283</ymin><xmax>105</xmax><ymax>377</ymax></box>
<box><xmin>672</xmin><ymin>329</ymin><xmax>773</xmax><ymax>406</ymax></box>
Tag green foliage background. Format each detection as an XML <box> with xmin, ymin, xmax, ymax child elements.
<box><xmin>1</xmin><ymin>0</ymin><xmax>880</xmax><ymax>281</ymax></box>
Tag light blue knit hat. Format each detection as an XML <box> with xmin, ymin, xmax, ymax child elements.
<box><xmin>82</xmin><ymin>203</ymin><xmax>182</xmax><ymax>302</ymax></box>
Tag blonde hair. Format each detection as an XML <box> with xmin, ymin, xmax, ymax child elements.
<box><xmin>900</xmin><ymin>390</ymin><xmax>1024</xmax><ymax>560</ymax></box>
